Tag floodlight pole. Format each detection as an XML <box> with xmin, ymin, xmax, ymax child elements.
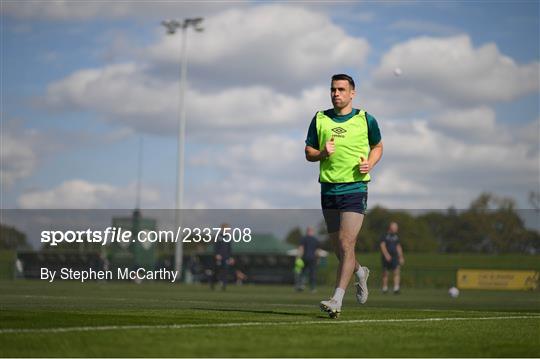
<box><xmin>161</xmin><ymin>18</ymin><xmax>204</xmax><ymax>280</ymax></box>
<box><xmin>174</xmin><ymin>24</ymin><xmax>188</xmax><ymax>281</ymax></box>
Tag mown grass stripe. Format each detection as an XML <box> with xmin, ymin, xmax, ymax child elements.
<box><xmin>1</xmin><ymin>315</ymin><xmax>539</xmax><ymax>334</ymax></box>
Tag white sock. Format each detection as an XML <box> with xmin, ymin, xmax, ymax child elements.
<box><xmin>331</xmin><ymin>287</ymin><xmax>345</xmax><ymax>305</ymax></box>
<box><xmin>394</xmin><ymin>285</ymin><xmax>400</xmax><ymax>291</ymax></box>
<box><xmin>382</xmin><ymin>286</ymin><xmax>388</xmax><ymax>291</ymax></box>
<box><xmin>355</xmin><ymin>266</ymin><xmax>365</xmax><ymax>281</ymax></box>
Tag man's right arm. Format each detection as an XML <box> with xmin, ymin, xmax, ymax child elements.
<box><xmin>297</xmin><ymin>244</ymin><xmax>304</xmax><ymax>258</ymax></box>
<box><xmin>380</xmin><ymin>242</ymin><xmax>392</xmax><ymax>261</ymax></box>
<box><xmin>305</xmin><ymin>115</ymin><xmax>334</xmax><ymax>162</ymax></box>
<box><xmin>305</xmin><ymin>145</ymin><xmax>330</xmax><ymax>162</ymax></box>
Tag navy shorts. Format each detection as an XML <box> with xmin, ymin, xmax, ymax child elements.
<box><xmin>321</xmin><ymin>192</ymin><xmax>368</xmax><ymax>233</ymax></box>
<box><xmin>382</xmin><ymin>255</ymin><xmax>399</xmax><ymax>270</ymax></box>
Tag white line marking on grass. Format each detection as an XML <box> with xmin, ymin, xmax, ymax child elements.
<box><xmin>417</xmin><ymin>308</ymin><xmax>540</xmax><ymax>316</ymax></box>
<box><xmin>1</xmin><ymin>315</ymin><xmax>539</xmax><ymax>334</ymax></box>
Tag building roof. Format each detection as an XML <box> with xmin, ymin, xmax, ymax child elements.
<box><xmin>205</xmin><ymin>233</ymin><xmax>295</xmax><ymax>254</ymax></box>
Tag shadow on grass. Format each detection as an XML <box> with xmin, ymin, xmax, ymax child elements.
<box><xmin>190</xmin><ymin>307</ymin><xmax>322</xmax><ymax>318</ymax></box>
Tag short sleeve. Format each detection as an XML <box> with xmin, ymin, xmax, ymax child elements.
<box><xmin>366</xmin><ymin>112</ymin><xmax>381</xmax><ymax>146</ymax></box>
<box><xmin>305</xmin><ymin>115</ymin><xmax>319</xmax><ymax>149</ymax></box>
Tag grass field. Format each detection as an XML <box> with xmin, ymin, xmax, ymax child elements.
<box><xmin>1</xmin><ymin>280</ymin><xmax>539</xmax><ymax>357</ymax></box>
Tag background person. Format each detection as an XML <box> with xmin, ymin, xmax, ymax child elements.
<box><xmin>294</xmin><ymin>257</ymin><xmax>304</xmax><ymax>291</ymax></box>
<box><xmin>380</xmin><ymin>221</ymin><xmax>405</xmax><ymax>294</ymax></box>
<box><xmin>211</xmin><ymin>223</ymin><xmax>235</xmax><ymax>291</ymax></box>
<box><xmin>296</xmin><ymin>226</ymin><xmax>319</xmax><ymax>292</ymax></box>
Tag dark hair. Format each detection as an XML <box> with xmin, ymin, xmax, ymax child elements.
<box><xmin>331</xmin><ymin>74</ymin><xmax>355</xmax><ymax>89</ymax></box>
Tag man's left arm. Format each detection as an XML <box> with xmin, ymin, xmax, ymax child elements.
<box><xmin>397</xmin><ymin>243</ymin><xmax>405</xmax><ymax>265</ymax></box>
<box><xmin>360</xmin><ymin>141</ymin><xmax>383</xmax><ymax>174</ymax></box>
<box><xmin>359</xmin><ymin>112</ymin><xmax>383</xmax><ymax>174</ymax></box>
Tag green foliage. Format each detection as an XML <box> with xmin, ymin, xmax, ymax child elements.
<box><xmin>317</xmin><ymin>192</ymin><xmax>540</xmax><ymax>254</ymax></box>
<box><xmin>284</xmin><ymin>226</ymin><xmax>303</xmax><ymax>246</ymax></box>
<box><xmin>421</xmin><ymin>192</ymin><xmax>539</xmax><ymax>254</ymax></box>
<box><xmin>0</xmin><ymin>250</ymin><xmax>15</xmax><ymax>280</ymax></box>
<box><xmin>318</xmin><ymin>252</ymin><xmax>540</xmax><ymax>288</ymax></box>
<box><xmin>359</xmin><ymin>206</ymin><xmax>437</xmax><ymax>252</ymax></box>
<box><xmin>0</xmin><ymin>224</ymin><xmax>30</xmax><ymax>250</ymax></box>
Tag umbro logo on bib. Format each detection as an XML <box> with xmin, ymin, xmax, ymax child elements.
<box><xmin>331</xmin><ymin>127</ymin><xmax>347</xmax><ymax>138</ymax></box>
<box><xmin>331</xmin><ymin>127</ymin><xmax>347</xmax><ymax>134</ymax></box>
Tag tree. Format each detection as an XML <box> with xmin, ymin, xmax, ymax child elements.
<box><xmin>428</xmin><ymin>192</ymin><xmax>540</xmax><ymax>254</ymax></box>
<box><xmin>284</xmin><ymin>226</ymin><xmax>303</xmax><ymax>247</ymax></box>
<box><xmin>0</xmin><ymin>224</ymin><xmax>30</xmax><ymax>250</ymax></box>
<box><xmin>359</xmin><ymin>206</ymin><xmax>437</xmax><ymax>252</ymax></box>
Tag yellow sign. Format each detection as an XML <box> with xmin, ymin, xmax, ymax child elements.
<box><xmin>457</xmin><ymin>269</ymin><xmax>539</xmax><ymax>290</ymax></box>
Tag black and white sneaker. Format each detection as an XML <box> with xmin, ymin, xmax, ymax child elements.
<box><xmin>320</xmin><ymin>299</ymin><xmax>341</xmax><ymax>319</ymax></box>
<box><xmin>355</xmin><ymin>266</ymin><xmax>370</xmax><ymax>304</ymax></box>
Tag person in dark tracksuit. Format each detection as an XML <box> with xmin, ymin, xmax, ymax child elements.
<box><xmin>380</xmin><ymin>221</ymin><xmax>405</xmax><ymax>294</ymax></box>
<box><xmin>211</xmin><ymin>223</ymin><xmax>234</xmax><ymax>291</ymax></box>
<box><xmin>297</xmin><ymin>226</ymin><xmax>319</xmax><ymax>292</ymax></box>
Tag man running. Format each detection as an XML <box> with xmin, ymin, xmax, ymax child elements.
<box><xmin>305</xmin><ymin>74</ymin><xmax>383</xmax><ymax>318</ymax></box>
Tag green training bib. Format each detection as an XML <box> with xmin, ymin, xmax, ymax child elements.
<box><xmin>316</xmin><ymin>110</ymin><xmax>371</xmax><ymax>183</ymax></box>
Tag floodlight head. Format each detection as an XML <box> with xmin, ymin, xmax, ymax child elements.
<box><xmin>161</xmin><ymin>19</ymin><xmax>180</xmax><ymax>35</ymax></box>
<box><xmin>162</xmin><ymin>18</ymin><xmax>204</xmax><ymax>34</ymax></box>
<box><xmin>189</xmin><ymin>17</ymin><xmax>204</xmax><ymax>32</ymax></box>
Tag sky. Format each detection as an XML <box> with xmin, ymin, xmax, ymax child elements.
<box><xmin>1</xmin><ymin>0</ymin><xmax>539</xmax><ymax>211</ymax></box>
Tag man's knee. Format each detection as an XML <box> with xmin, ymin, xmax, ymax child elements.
<box><xmin>338</xmin><ymin>231</ymin><xmax>357</xmax><ymax>243</ymax></box>
<box><xmin>338</xmin><ymin>238</ymin><xmax>356</xmax><ymax>254</ymax></box>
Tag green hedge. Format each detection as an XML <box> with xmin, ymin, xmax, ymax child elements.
<box><xmin>318</xmin><ymin>253</ymin><xmax>540</xmax><ymax>288</ymax></box>
<box><xmin>0</xmin><ymin>250</ymin><xmax>15</xmax><ymax>280</ymax></box>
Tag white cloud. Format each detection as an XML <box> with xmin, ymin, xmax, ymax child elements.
<box><xmin>190</xmin><ymin>134</ymin><xmax>311</xmax><ymax>178</ymax></box>
<box><xmin>0</xmin><ymin>120</ymin><xmax>68</xmax><ymax>189</ymax></box>
<box><xmin>7</xmin><ymin>3</ymin><xmax>370</xmax><ymax>91</ymax></box>
<box><xmin>517</xmin><ymin>118</ymin><xmax>540</xmax><ymax>157</ymax></box>
<box><xmin>17</xmin><ymin>179</ymin><xmax>160</xmax><ymax>209</ymax></box>
<box><xmin>370</xmin><ymin>116</ymin><xmax>539</xmax><ymax>208</ymax></box>
<box><xmin>36</xmin><ymin>4</ymin><xmax>369</xmax><ymax>133</ymax></box>
<box><xmin>430</xmin><ymin>106</ymin><xmax>498</xmax><ymax>140</ymax></box>
<box><xmin>1</xmin><ymin>119</ymin><xmax>136</xmax><ymax>194</ymax></box>
<box><xmin>1</xmin><ymin>126</ymin><xmax>38</xmax><ymax>187</ymax></box>
<box><xmin>367</xmin><ymin>35</ymin><xmax>539</xmax><ymax>115</ymax></box>
<box><xmin>184</xmin><ymin>111</ymin><xmax>538</xmax><ymax>210</ymax></box>
<box><xmin>42</xmin><ymin>63</ymin><xmax>175</xmax><ymax>128</ymax></box>
<box><xmin>187</xmin><ymin>133</ymin><xmax>321</xmax><ymax>209</ymax></box>
<box><xmin>145</xmin><ymin>5</ymin><xmax>370</xmax><ymax>91</ymax></box>
<box><xmin>41</xmin><ymin>62</ymin><xmax>329</xmax><ymax>134</ymax></box>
